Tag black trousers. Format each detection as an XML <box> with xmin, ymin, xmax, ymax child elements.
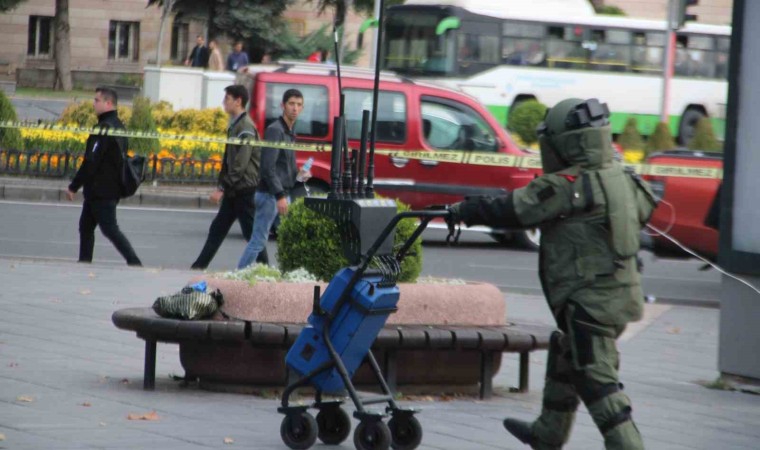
<box><xmin>79</xmin><ymin>199</ymin><xmax>142</xmax><ymax>266</ymax></box>
<box><xmin>191</xmin><ymin>192</ymin><xmax>268</xmax><ymax>269</ymax></box>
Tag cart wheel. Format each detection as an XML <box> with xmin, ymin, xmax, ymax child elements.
<box><xmin>354</xmin><ymin>419</ymin><xmax>391</xmax><ymax>450</ymax></box>
<box><xmin>280</xmin><ymin>411</ymin><xmax>318</xmax><ymax>450</ymax></box>
<box><xmin>316</xmin><ymin>406</ymin><xmax>351</xmax><ymax>445</ymax></box>
<box><xmin>388</xmin><ymin>415</ymin><xmax>422</xmax><ymax>450</ymax></box>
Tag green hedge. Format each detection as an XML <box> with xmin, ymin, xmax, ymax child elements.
<box><xmin>277</xmin><ymin>198</ymin><xmax>423</xmax><ymax>283</ymax></box>
<box><xmin>0</xmin><ymin>90</ymin><xmax>23</xmax><ymax>150</ymax></box>
<box><xmin>508</xmin><ymin>100</ymin><xmax>548</xmax><ymax>145</ymax></box>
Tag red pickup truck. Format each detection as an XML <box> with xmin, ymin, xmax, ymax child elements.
<box><xmin>643</xmin><ymin>150</ymin><xmax>722</xmax><ymax>259</ymax></box>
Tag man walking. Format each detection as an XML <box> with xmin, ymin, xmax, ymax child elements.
<box><xmin>185</xmin><ymin>35</ymin><xmax>209</xmax><ymax>68</ymax></box>
<box><xmin>237</xmin><ymin>89</ymin><xmax>304</xmax><ymax>269</ymax></box>
<box><xmin>207</xmin><ymin>39</ymin><xmax>224</xmax><ymax>72</ymax></box>
<box><xmin>443</xmin><ymin>98</ymin><xmax>656</xmax><ymax>449</ymax></box>
<box><xmin>191</xmin><ymin>85</ymin><xmax>262</xmax><ymax>270</ymax></box>
<box><xmin>66</xmin><ymin>87</ymin><xmax>142</xmax><ymax>266</ymax></box>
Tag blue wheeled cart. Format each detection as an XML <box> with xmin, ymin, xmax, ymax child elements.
<box><xmin>277</xmin><ymin>196</ymin><xmax>450</xmax><ymax>450</ymax></box>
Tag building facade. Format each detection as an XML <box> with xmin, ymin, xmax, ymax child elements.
<box><xmin>603</xmin><ymin>0</ymin><xmax>733</xmax><ymax>25</ymax></box>
<box><xmin>0</xmin><ymin>0</ymin><xmax>374</xmax><ymax>89</ymax></box>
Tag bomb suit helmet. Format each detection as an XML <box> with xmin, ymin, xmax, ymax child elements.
<box><xmin>536</xmin><ymin>98</ymin><xmax>614</xmax><ymax>173</ymax></box>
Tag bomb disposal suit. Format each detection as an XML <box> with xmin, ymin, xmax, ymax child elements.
<box><xmin>448</xmin><ymin>98</ymin><xmax>657</xmax><ymax>449</ymax></box>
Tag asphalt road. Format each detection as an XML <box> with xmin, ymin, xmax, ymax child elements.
<box><xmin>10</xmin><ymin>97</ymin><xmax>73</xmax><ymax>122</ymax></box>
<box><xmin>0</xmin><ymin>200</ymin><xmax>722</xmax><ymax>305</ymax></box>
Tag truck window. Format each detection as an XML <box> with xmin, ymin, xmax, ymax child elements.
<box><xmin>265</xmin><ymin>83</ymin><xmax>329</xmax><ymax>137</ymax></box>
<box><xmin>421</xmin><ymin>97</ymin><xmax>498</xmax><ymax>152</ymax></box>
<box><xmin>344</xmin><ymin>89</ymin><xmax>407</xmax><ymax>143</ymax></box>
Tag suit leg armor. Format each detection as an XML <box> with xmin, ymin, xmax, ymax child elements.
<box><xmin>529</xmin><ymin>331</ymin><xmax>580</xmax><ymax>449</ymax></box>
<box><xmin>564</xmin><ymin>304</ymin><xmax>644</xmax><ymax>450</ymax></box>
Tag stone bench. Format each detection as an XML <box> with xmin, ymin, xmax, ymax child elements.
<box><xmin>112</xmin><ymin>307</ymin><xmax>554</xmax><ymax>399</ymax></box>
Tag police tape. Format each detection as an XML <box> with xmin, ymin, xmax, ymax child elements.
<box><xmin>0</xmin><ymin>120</ymin><xmax>723</xmax><ymax>180</ymax></box>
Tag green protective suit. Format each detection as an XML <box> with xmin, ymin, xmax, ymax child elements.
<box><xmin>454</xmin><ymin>98</ymin><xmax>657</xmax><ymax>449</ymax></box>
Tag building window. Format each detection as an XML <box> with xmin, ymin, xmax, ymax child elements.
<box><xmin>170</xmin><ymin>22</ymin><xmax>189</xmax><ymax>62</ymax></box>
<box><xmin>109</xmin><ymin>21</ymin><xmax>140</xmax><ymax>61</ymax></box>
<box><xmin>28</xmin><ymin>16</ymin><xmax>54</xmax><ymax>58</ymax></box>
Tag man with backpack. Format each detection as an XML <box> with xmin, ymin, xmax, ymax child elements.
<box><xmin>66</xmin><ymin>87</ymin><xmax>142</xmax><ymax>266</ymax></box>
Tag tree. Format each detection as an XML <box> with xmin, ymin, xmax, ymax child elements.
<box><xmin>0</xmin><ymin>0</ymin><xmax>25</xmax><ymax>12</ymax></box>
<box><xmin>53</xmin><ymin>0</ymin><xmax>72</xmax><ymax>91</ymax></box>
<box><xmin>128</xmin><ymin>97</ymin><xmax>161</xmax><ymax>155</ymax></box>
<box><xmin>0</xmin><ymin>90</ymin><xmax>24</xmax><ymax>151</ymax></box>
<box><xmin>508</xmin><ymin>100</ymin><xmax>548</xmax><ymax>146</ymax></box>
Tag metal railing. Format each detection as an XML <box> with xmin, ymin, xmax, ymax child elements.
<box><xmin>0</xmin><ymin>149</ymin><xmax>220</xmax><ymax>184</ymax></box>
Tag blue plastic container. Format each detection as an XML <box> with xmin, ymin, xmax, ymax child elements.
<box><xmin>286</xmin><ymin>268</ymin><xmax>399</xmax><ymax>393</ymax></box>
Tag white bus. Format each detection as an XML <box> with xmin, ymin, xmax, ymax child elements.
<box><xmin>381</xmin><ymin>0</ymin><xmax>730</xmax><ymax>143</ymax></box>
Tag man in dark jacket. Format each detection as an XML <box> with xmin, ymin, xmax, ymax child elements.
<box><xmin>237</xmin><ymin>88</ymin><xmax>304</xmax><ymax>269</ymax></box>
<box><xmin>66</xmin><ymin>87</ymin><xmax>142</xmax><ymax>266</ymax></box>
<box><xmin>191</xmin><ymin>85</ymin><xmax>262</xmax><ymax>270</ymax></box>
<box><xmin>185</xmin><ymin>35</ymin><xmax>209</xmax><ymax>68</ymax></box>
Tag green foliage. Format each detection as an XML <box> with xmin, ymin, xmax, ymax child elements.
<box><xmin>116</xmin><ymin>73</ymin><xmax>143</xmax><ymax>88</ymax></box>
<box><xmin>0</xmin><ymin>0</ymin><xmax>25</xmax><ymax>12</ymax></box>
<box><xmin>150</xmin><ymin>100</ymin><xmax>175</xmax><ymax>129</ymax></box>
<box><xmin>618</xmin><ymin>117</ymin><xmax>645</xmax><ymax>150</ymax></box>
<box><xmin>645</xmin><ymin>122</ymin><xmax>676</xmax><ymax>155</ymax></box>
<box><xmin>310</xmin><ymin>0</ymin><xmax>405</xmax><ymax>16</ymax></box>
<box><xmin>277</xmin><ymin>198</ymin><xmax>423</xmax><ymax>283</ymax></box>
<box><xmin>170</xmin><ymin>108</ymin><xmax>227</xmax><ymax>134</ymax></box>
<box><xmin>595</xmin><ymin>5</ymin><xmax>626</xmax><ymax>15</ymax></box>
<box><xmin>688</xmin><ymin>117</ymin><xmax>722</xmax><ymax>152</ymax></box>
<box><xmin>0</xmin><ymin>90</ymin><xmax>24</xmax><ymax>150</ymax></box>
<box><xmin>128</xmin><ymin>97</ymin><xmax>160</xmax><ymax>155</ymax></box>
<box><xmin>508</xmin><ymin>100</ymin><xmax>548</xmax><ymax>145</ymax></box>
<box><xmin>277</xmin><ymin>24</ymin><xmax>362</xmax><ymax>65</ymax></box>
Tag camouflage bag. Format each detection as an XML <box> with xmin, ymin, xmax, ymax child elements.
<box><xmin>152</xmin><ymin>287</ymin><xmax>224</xmax><ymax>320</ymax></box>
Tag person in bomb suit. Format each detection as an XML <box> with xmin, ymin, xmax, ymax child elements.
<box><xmin>444</xmin><ymin>98</ymin><xmax>657</xmax><ymax>449</ymax></box>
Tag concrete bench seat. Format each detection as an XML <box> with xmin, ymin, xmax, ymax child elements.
<box><xmin>112</xmin><ymin>307</ymin><xmax>554</xmax><ymax>399</ymax></box>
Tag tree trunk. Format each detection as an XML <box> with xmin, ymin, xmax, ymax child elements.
<box><xmin>155</xmin><ymin>0</ymin><xmax>174</xmax><ymax>67</ymax></box>
<box><xmin>53</xmin><ymin>0</ymin><xmax>72</xmax><ymax>91</ymax></box>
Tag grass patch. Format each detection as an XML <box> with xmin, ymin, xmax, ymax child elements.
<box><xmin>701</xmin><ymin>377</ymin><xmax>735</xmax><ymax>391</ymax></box>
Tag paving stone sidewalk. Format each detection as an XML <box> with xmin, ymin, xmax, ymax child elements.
<box><xmin>0</xmin><ymin>259</ymin><xmax>758</xmax><ymax>450</ymax></box>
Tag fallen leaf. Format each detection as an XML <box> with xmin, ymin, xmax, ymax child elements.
<box><xmin>79</xmin><ymin>289</ymin><xmax>92</xmax><ymax>295</ymax></box>
<box><xmin>127</xmin><ymin>411</ymin><xmax>160</xmax><ymax>421</ymax></box>
<box><xmin>0</xmin><ymin>432</ymin><xmax>5</xmax><ymax>440</ymax></box>
<box><xmin>224</xmin><ymin>437</ymin><xmax>235</xmax><ymax>444</ymax></box>
<box><xmin>666</xmin><ymin>327</ymin><xmax>682</xmax><ymax>334</ymax></box>
<box><xmin>17</xmin><ymin>396</ymin><xmax>34</xmax><ymax>403</ymax></box>
<box><xmin>81</xmin><ymin>402</ymin><xmax>92</xmax><ymax>407</ymax></box>
<box><xmin>8</xmin><ymin>362</ymin><xmax>18</xmax><ymax>368</ymax></box>
<box><xmin>99</xmin><ymin>422</ymin><xmax>107</xmax><ymax>427</ymax></box>
<box><xmin>88</xmin><ymin>272</ymin><xmax>96</xmax><ymax>278</ymax></box>
<box><xmin>121</xmin><ymin>378</ymin><xmax>130</xmax><ymax>385</ymax></box>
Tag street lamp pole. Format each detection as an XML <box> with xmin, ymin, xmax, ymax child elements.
<box><xmin>660</xmin><ymin>0</ymin><xmax>677</xmax><ymax>123</ymax></box>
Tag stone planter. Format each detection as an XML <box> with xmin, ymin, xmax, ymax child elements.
<box><xmin>180</xmin><ymin>277</ymin><xmax>506</xmax><ymax>393</ymax></box>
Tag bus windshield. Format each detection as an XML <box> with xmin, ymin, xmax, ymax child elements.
<box><xmin>384</xmin><ymin>11</ymin><xmax>455</xmax><ymax>75</ymax></box>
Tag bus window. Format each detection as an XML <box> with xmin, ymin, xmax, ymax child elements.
<box><xmin>546</xmin><ymin>25</ymin><xmax>588</xmax><ymax>70</ymax></box>
<box><xmin>716</xmin><ymin>37</ymin><xmax>730</xmax><ymax>79</ymax></box>
<box><xmin>589</xmin><ymin>29</ymin><xmax>631</xmax><ymax>72</ymax></box>
<box><xmin>421</xmin><ymin>98</ymin><xmax>498</xmax><ymax>152</ymax></box>
<box><xmin>384</xmin><ymin>12</ymin><xmax>453</xmax><ymax>75</ymax></box>
<box><xmin>344</xmin><ymin>89</ymin><xmax>407</xmax><ymax>144</ymax></box>
<box><xmin>457</xmin><ymin>32</ymin><xmax>500</xmax><ymax>75</ymax></box>
<box><xmin>632</xmin><ymin>31</ymin><xmax>664</xmax><ymax>74</ymax></box>
<box><xmin>265</xmin><ymin>83</ymin><xmax>328</xmax><ymax>137</ymax></box>
<box><xmin>502</xmin><ymin>21</ymin><xmax>546</xmax><ymax>66</ymax></box>
<box><xmin>675</xmin><ymin>34</ymin><xmax>716</xmax><ymax>78</ymax></box>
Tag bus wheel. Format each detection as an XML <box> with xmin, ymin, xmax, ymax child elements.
<box><xmin>678</xmin><ymin>108</ymin><xmax>706</xmax><ymax>146</ymax></box>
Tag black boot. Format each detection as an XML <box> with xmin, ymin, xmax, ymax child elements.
<box><xmin>503</xmin><ymin>418</ymin><xmax>534</xmax><ymax>445</ymax></box>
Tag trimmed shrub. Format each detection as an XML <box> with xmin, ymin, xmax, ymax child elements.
<box><xmin>596</xmin><ymin>5</ymin><xmax>626</xmax><ymax>15</ymax></box>
<box><xmin>508</xmin><ymin>100</ymin><xmax>548</xmax><ymax>145</ymax></box>
<box><xmin>170</xmin><ymin>108</ymin><xmax>227</xmax><ymax>134</ymax></box>
<box><xmin>277</xmin><ymin>198</ymin><xmax>423</xmax><ymax>283</ymax></box>
<box><xmin>618</xmin><ymin>117</ymin><xmax>645</xmax><ymax>150</ymax></box>
<box><xmin>128</xmin><ymin>96</ymin><xmax>160</xmax><ymax>155</ymax></box>
<box><xmin>0</xmin><ymin>90</ymin><xmax>24</xmax><ymax>150</ymax></box>
<box><xmin>688</xmin><ymin>117</ymin><xmax>722</xmax><ymax>152</ymax></box>
<box><xmin>151</xmin><ymin>100</ymin><xmax>175</xmax><ymax>129</ymax></box>
<box><xmin>645</xmin><ymin>122</ymin><xmax>676</xmax><ymax>155</ymax></box>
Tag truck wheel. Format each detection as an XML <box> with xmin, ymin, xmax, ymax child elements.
<box><xmin>513</xmin><ymin>228</ymin><xmax>541</xmax><ymax>251</ymax></box>
<box><xmin>678</xmin><ymin>108</ymin><xmax>706</xmax><ymax>146</ymax></box>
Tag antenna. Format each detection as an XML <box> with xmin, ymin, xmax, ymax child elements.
<box><xmin>366</xmin><ymin>0</ymin><xmax>385</xmax><ymax>199</ymax></box>
<box><xmin>357</xmin><ymin>109</ymin><xmax>369</xmax><ymax>198</ymax></box>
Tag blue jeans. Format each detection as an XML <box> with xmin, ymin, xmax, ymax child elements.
<box><xmin>237</xmin><ymin>191</ymin><xmax>279</xmax><ymax>269</ymax></box>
